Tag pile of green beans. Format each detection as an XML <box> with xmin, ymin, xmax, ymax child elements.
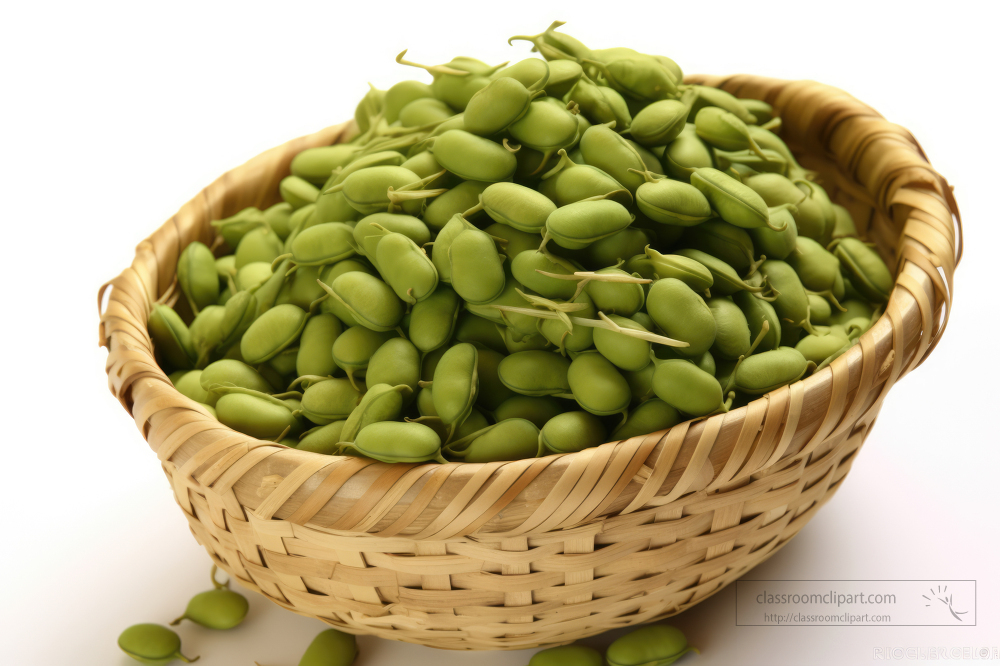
<box><xmin>151</xmin><ymin>22</ymin><xmax>891</xmax><ymax>465</ymax></box>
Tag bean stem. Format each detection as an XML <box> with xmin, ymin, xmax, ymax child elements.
<box><xmin>489</xmin><ymin>305</ymin><xmax>689</xmax><ymax>347</ymax></box>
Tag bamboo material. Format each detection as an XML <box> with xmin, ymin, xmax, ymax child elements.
<box><xmin>98</xmin><ymin>75</ymin><xmax>961</xmax><ymax>650</ymax></box>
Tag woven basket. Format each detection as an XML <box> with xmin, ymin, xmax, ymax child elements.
<box><xmin>99</xmin><ymin>75</ymin><xmax>961</xmax><ymax>651</ymax></box>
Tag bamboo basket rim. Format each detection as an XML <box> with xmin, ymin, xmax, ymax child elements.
<box><xmin>98</xmin><ymin>74</ymin><xmax>962</xmax><ymax>542</ymax></box>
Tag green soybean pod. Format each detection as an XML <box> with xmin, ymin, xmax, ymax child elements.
<box><xmin>795</xmin><ymin>179</ymin><xmax>836</xmax><ymax>244</ymax></box>
<box><xmin>297</xmin><ymin>421</ymin><xmax>346</xmax><ymax>455</ymax></box>
<box><xmin>422</xmin><ymin>180</ymin><xmax>490</xmax><ymax>230</ymax></box>
<box><xmin>664</xmin><ymin>124</ymin><xmax>714</xmax><ymax>181</ymax></box>
<box><xmin>493</xmin><ymin>395</ymin><xmax>564</xmax><ymax>429</ymax></box>
<box><xmin>623</xmin><ymin>363</ymin><xmax>656</xmax><ymax>403</ymax></box>
<box><xmin>340</xmin><ymin>383</ymin><xmax>411</xmax><ymax>442</ymax></box>
<box><xmin>217</xmin><ymin>290</ymin><xmax>257</xmax><ymax>352</ymax></box>
<box><xmin>235</xmin><ymin>226</ymin><xmax>284</xmax><ymax>269</ymax></box>
<box><xmin>628</xmin><ymin>139</ymin><xmax>665</xmax><ymax>175</ymax></box>
<box><xmin>170</xmin><ymin>575</ymin><xmax>248</xmax><ymax>630</ymax></box>
<box><xmin>313</xmin><ymin>184</ymin><xmax>361</xmax><ymax>227</ymax></box>
<box><xmin>544</xmin><ymin>59</ymin><xmax>584</xmax><ymax>98</ymax></box>
<box><xmin>635</xmin><ymin>177</ymin><xmax>713</xmax><ymax>226</ymax></box>
<box><xmin>118</xmin><ymin>624</ymin><xmax>198</xmax><ymax>665</ymax></box>
<box><xmin>408</xmin><ymin>285</ymin><xmax>461</xmax><ymax>352</ymax></box>
<box><xmin>579</xmin><ymin>123</ymin><xmax>646</xmax><ymax>194</ymax></box>
<box><xmin>210</xmin><ymin>206</ymin><xmax>266</xmax><ymax>247</ymax></box>
<box><xmin>279</xmin><ymin>175</ymin><xmax>320</xmax><ymax>210</ymax></box>
<box><xmin>690</xmin><ymin>167</ymin><xmax>779</xmax><ymax>230</ymax></box>
<box><xmin>687</xmin><ymin>84</ymin><xmax>756</xmax><ymax>123</ymax></box>
<box><xmin>740</xmin><ymin>98</ymin><xmax>774</xmax><ymax>124</ymax></box>
<box><xmin>453</xmin><ymin>312</ymin><xmax>508</xmax><ymax>354</ymax></box>
<box><xmin>538</xmin><ymin>292</ymin><xmax>596</xmax><ymax>353</ymax></box>
<box><xmin>482</xmin><ymin>182</ymin><xmax>556</xmax><ymax>234</ymax></box>
<box><xmin>189</xmin><ymin>304</ymin><xmax>226</xmax><ymax>366</ymax></box>
<box><xmin>177</xmin><ymin>241</ymin><xmax>220</xmax><ymax>314</ymax></box>
<box><xmin>787</xmin><ymin>236</ymin><xmax>845</xmax><ymax>300</ymax></box>
<box><xmin>831</xmin><ymin>299</ymin><xmax>875</xmax><ymax>327</ymax></box>
<box><xmin>431</xmin><ymin>213</ymin><xmax>478</xmax><ymax>282</ymax></box>
<box><xmin>324</xmin><ymin>271</ymin><xmax>404</xmax><ymax>332</ymax></box>
<box><xmin>734</xmin><ymin>291</ymin><xmax>782</xmax><ymax>352</ymax></box>
<box><xmin>298</xmin><ymin>628</ymin><xmax>358</xmax><ymax>666</ymax></box>
<box><xmin>509</xmin><ymin>99</ymin><xmax>580</xmax><ymax>164</ymax></box>
<box><xmin>353</xmin><ymin>84</ymin><xmax>384</xmax><ymax>134</ymax></box>
<box><xmin>584</xmin><ymin>267</ymin><xmax>645</xmax><ymax>317</ymax></box>
<box><xmin>611</xmin><ymin>398</ymin><xmax>682</xmax><ymax>441</ymax></box>
<box><xmin>511</xmin><ymin>249</ymin><xmax>579</xmax><ymax>299</ymax></box>
<box><xmin>476</xmin><ymin>347</ymin><xmax>516</xmax><ymax>411</ymax></box>
<box><xmin>568</xmin><ymin>352</ymin><xmax>630</xmax><ymax>416</ymax></box>
<box><xmin>240</xmin><ymin>304</ymin><xmax>308</xmax><ymax>365</ymax></box>
<box><xmin>529</xmin><ymin>644</ymin><xmax>602</xmax><ymax>666</ymax></box>
<box><xmin>365</xmin><ymin>337</ymin><xmax>420</xmax><ymax>396</ymax></box>
<box><xmin>749</xmin><ymin>205</ymin><xmax>799</xmax><ymax>261</ymax></box>
<box><xmin>498</xmin><ymin>350</ymin><xmax>571</xmax><ymax>396</ymax></box>
<box><xmin>172</xmin><ymin>370</ymin><xmax>211</xmax><ymax>404</ymax></box>
<box><xmin>398</xmin><ymin>97</ymin><xmax>454</xmax><ymax>127</ymax></box>
<box><xmin>290</xmin><ymin>145</ymin><xmax>360</xmax><ymax>187</ymax></box>
<box><xmin>484</xmin><ymin>222</ymin><xmax>542</xmax><ymax>260</ymax></box>
<box><xmin>449</xmin><ymin>228</ymin><xmax>506</xmax><ymax>304</ymax></box>
<box><xmin>200</xmin><ymin>359</ymin><xmax>273</xmax><ymax>405</ymax></box>
<box><xmin>674</xmin><ymin>248</ymin><xmax>758</xmax><ymax>296</ymax></box>
<box><xmin>831</xmin><ymin>203</ymin><xmax>859</xmax><ymax>239</ymax></box>
<box><xmin>376</xmin><ymin>232</ymin><xmax>439</xmax><ymax>304</ymax></box>
<box><xmin>538</xmin><ymin>410</ymin><xmax>606</xmax><ymax>454</ymax></box>
<box><xmin>639</xmin><ymin>248</ymin><xmax>714</xmax><ymax>292</ymax></box>
<box><xmin>432</xmin><ymin>343</ymin><xmax>479</xmax><ymax>425</ymax></box>
<box><xmin>416</xmin><ymin>385</ymin><xmax>437</xmax><ymax>417</ymax></box>
<box><xmin>236</xmin><ymin>261</ymin><xmax>272</xmax><ymax>292</ymax></box>
<box><xmin>431</xmin><ymin>129</ymin><xmax>517</xmax><ymax>182</ymax></box>
<box><xmin>713</xmin><ymin>147</ymin><xmax>788</xmax><ymax>176</ymax></box>
<box><xmin>215</xmin><ymin>254</ymin><xmax>237</xmax><ymax>280</ymax></box>
<box><xmin>796</xmin><ymin>326</ymin><xmax>851</xmax><ymax>365</ymax></box>
<box><xmin>629</xmin><ymin>99</ymin><xmax>689</xmax><ymax>146</ymax></box>
<box><xmin>652</xmin><ymin>357</ymin><xmax>724</xmax><ymax>416</ymax></box>
<box><xmin>354</xmin><ymin>212</ymin><xmax>430</xmax><ymax>253</ymax></box>
<box><xmin>734</xmin><ymin>347</ymin><xmax>810</xmax><ymax>395</ymax></box>
<box><xmin>707</xmin><ymin>297</ymin><xmax>752</xmax><ymax>360</ymax></box>
<box><xmin>464</xmin><ymin>76</ymin><xmax>534</xmax><ymax>136</ymax></box>
<box><xmin>546</xmin><ymin>198</ymin><xmax>634</xmax><ymax>250</ymax></box>
<box><xmin>694</xmin><ymin>106</ymin><xmax>767</xmax><ymax>157</ymax></box>
<box><xmin>400</xmin><ymin>151</ymin><xmax>451</xmax><ymax>189</ymax></box>
<box><xmin>760</xmin><ymin>259</ymin><xmax>810</xmax><ymax>324</ymax></box>
<box><xmin>289</xmin><ymin>222</ymin><xmax>357</xmax><ymax>266</ymax></box>
<box><xmin>645</xmin><ymin>278</ymin><xmax>716</xmax><ymax>357</ymax></box>
<box><xmin>384</xmin><ymin>80</ymin><xmax>435</xmax><ymax>124</ymax></box>
<box><xmin>584</xmin><ymin>227</ymin><xmax>650</xmax><ymax>268</ymax></box>
<box><xmin>300</xmin><ymin>378</ymin><xmax>362</xmax><ymax>425</ymax></box>
<box><xmin>331</xmin><ymin>326</ymin><xmax>395</xmax><ymax>380</ymax></box>
<box><xmin>340</xmin><ymin>165</ymin><xmax>426</xmax><ymax>216</ymax></box>
<box><xmin>830</xmin><ymin>237</ymin><xmax>893</xmax><ymax>303</ymax></box>
<box><xmin>543</xmin><ymin>153</ymin><xmax>632</xmax><ymax>207</ymax></box>
<box><xmin>275</xmin><ymin>265</ymin><xmax>324</xmax><ymax>310</ymax></box>
<box><xmin>808</xmin><ymin>293</ymin><xmax>833</xmax><ymax>325</ymax></box>
<box><xmin>606</xmin><ymin>625</ymin><xmax>697</xmax><ymax>666</ymax></box>
<box><xmin>593</xmin><ymin>315</ymin><xmax>652</xmax><ymax>371</ymax></box>
<box><xmin>683</xmin><ymin>219</ymin><xmax>757</xmax><ymax>273</ymax></box>
<box><xmin>148</xmin><ymin>304</ymin><xmax>196</xmax><ymax>371</ymax></box>
<box><xmin>216</xmin><ymin>389</ymin><xmax>302</xmax><ymax>439</ymax></box>
<box><xmin>446</xmin><ymin>419</ymin><xmax>540</xmax><ymax>463</ymax></box>
<box><xmin>349</xmin><ymin>420</ymin><xmax>445</xmax><ymax>463</ymax></box>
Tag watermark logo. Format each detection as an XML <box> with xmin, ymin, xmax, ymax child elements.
<box><xmin>735</xmin><ymin>580</ymin><xmax>976</xmax><ymax>626</ymax></box>
<box><xmin>923</xmin><ymin>584</ymin><xmax>969</xmax><ymax>622</ymax></box>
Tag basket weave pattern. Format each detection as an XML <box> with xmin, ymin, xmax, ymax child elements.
<box><xmin>99</xmin><ymin>76</ymin><xmax>960</xmax><ymax>650</ymax></box>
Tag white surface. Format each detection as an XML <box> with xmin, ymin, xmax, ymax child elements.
<box><xmin>1</xmin><ymin>1</ymin><xmax>997</xmax><ymax>664</ymax></box>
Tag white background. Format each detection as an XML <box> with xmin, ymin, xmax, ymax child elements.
<box><xmin>1</xmin><ymin>1</ymin><xmax>997</xmax><ymax>664</ymax></box>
